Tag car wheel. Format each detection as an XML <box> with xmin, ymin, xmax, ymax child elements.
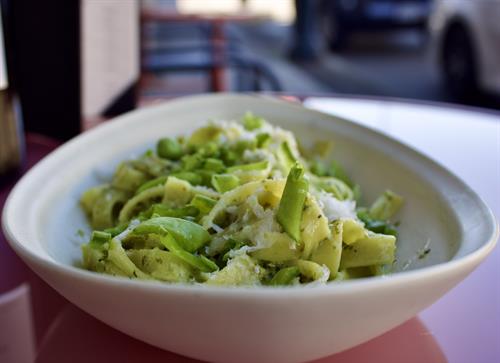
<box><xmin>442</xmin><ymin>24</ymin><xmax>477</xmax><ymax>100</ymax></box>
<box><xmin>319</xmin><ymin>11</ymin><xmax>348</xmax><ymax>51</ymax></box>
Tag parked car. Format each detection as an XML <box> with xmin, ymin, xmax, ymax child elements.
<box><xmin>319</xmin><ymin>0</ymin><xmax>432</xmax><ymax>50</ymax></box>
<box><xmin>429</xmin><ymin>0</ymin><xmax>500</xmax><ymax>100</ymax></box>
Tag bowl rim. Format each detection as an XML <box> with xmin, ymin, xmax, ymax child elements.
<box><xmin>2</xmin><ymin>93</ymin><xmax>499</xmax><ymax>297</ymax></box>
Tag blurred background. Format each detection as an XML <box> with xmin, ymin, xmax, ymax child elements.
<box><xmin>1</xmin><ymin>0</ymin><xmax>500</xmax><ymax>143</ymax></box>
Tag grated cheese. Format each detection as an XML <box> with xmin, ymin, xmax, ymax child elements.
<box><xmin>316</xmin><ymin>191</ymin><xmax>357</xmax><ymax>222</ymax></box>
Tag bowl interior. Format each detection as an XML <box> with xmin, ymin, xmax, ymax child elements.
<box><xmin>7</xmin><ymin>94</ymin><xmax>495</xmax><ymax>278</ymax></box>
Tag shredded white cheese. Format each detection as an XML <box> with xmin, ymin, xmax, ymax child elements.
<box><xmin>316</xmin><ymin>191</ymin><xmax>357</xmax><ymax>222</ymax></box>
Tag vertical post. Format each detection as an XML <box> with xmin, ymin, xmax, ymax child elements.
<box><xmin>210</xmin><ymin>19</ymin><xmax>226</xmax><ymax>92</ymax></box>
<box><xmin>289</xmin><ymin>0</ymin><xmax>320</xmax><ymax>61</ymax></box>
<box><xmin>6</xmin><ymin>0</ymin><xmax>80</xmax><ymax>140</ymax></box>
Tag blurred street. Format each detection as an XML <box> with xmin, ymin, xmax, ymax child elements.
<box><xmin>234</xmin><ymin>20</ymin><xmax>500</xmax><ymax>110</ymax></box>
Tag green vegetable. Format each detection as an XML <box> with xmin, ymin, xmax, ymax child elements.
<box><xmin>277</xmin><ymin>141</ymin><xmax>296</xmax><ymax>173</ymax></box>
<box><xmin>256</xmin><ymin>133</ymin><xmax>271</xmax><ymax>148</ymax></box>
<box><xmin>90</xmin><ymin>230</ymin><xmax>112</xmax><ymax>245</ymax></box>
<box><xmin>212</xmin><ymin>174</ymin><xmax>240</xmax><ymax>193</ymax></box>
<box><xmin>243</xmin><ymin>112</ymin><xmax>264</xmax><ymax>130</ymax></box>
<box><xmin>204</xmin><ymin>158</ymin><xmax>225</xmax><ymax>173</ymax></box>
<box><xmin>227</xmin><ymin>160</ymin><xmax>268</xmax><ymax>173</ymax></box>
<box><xmin>269</xmin><ymin>267</ymin><xmax>300</xmax><ymax>286</ymax></box>
<box><xmin>157</xmin><ymin>138</ymin><xmax>183</xmax><ymax>160</ymax></box>
<box><xmin>103</xmin><ymin>224</ymin><xmax>128</xmax><ymax>237</ymax></box>
<box><xmin>190</xmin><ymin>194</ymin><xmax>217</xmax><ymax>215</ymax></box>
<box><xmin>136</xmin><ymin>176</ymin><xmax>168</xmax><ymax>195</ymax></box>
<box><xmin>134</xmin><ymin>217</ymin><xmax>211</xmax><ymax>252</ymax></box>
<box><xmin>357</xmin><ymin>209</ymin><xmax>399</xmax><ymax>237</ymax></box>
<box><xmin>170</xmin><ymin>171</ymin><xmax>203</xmax><ymax>185</ymax></box>
<box><xmin>277</xmin><ymin>163</ymin><xmax>309</xmax><ymax>242</ymax></box>
<box><xmin>143</xmin><ymin>204</ymin><xmax>199</xmax><ymax>219</ymax></box>
<box><xmin>158</xmin><ymin>234</ymin><xmax>217</xmax><ymax>272</ymax></box>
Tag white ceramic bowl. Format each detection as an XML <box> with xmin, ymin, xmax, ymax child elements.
<box><xmin>3</xmin><ymin>94</ymin><xmax>498</xmax><ymax>363</ymax></box>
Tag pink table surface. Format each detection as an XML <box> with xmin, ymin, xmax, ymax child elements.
<box><xmin>1</xmin><ymin>97</ymin><xmax>499</xmax><ymax>363</ymax></box>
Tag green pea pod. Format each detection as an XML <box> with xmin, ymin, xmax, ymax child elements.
<box><xmin>136</xmin><ymin>176</ymin><xmax>168</xmax><ymax>195</ymax></box>
<box><xmin>277</xmin><ymin>141</ymin><xmax>296</xmax><ymax>174</ymax></box>
<box><xmin>270</xmin><ymin>266</ymin><xmax>300</xmax><ymax>286</ymax></box>
<box><xmin>227</xmin><ymin>160</ymin><xmax>268</xmax><ymax>173</ymax></box>
<box><xmin>134</xmin><ymin>217</ymin><xmax>210</xmax><ymax>252</ymax></box>
<box><xmin>190</xmin><ymin>194</ymin><xmax>217</xmax><ymax>215</ymax></box>
<box><xmin>142</xmin><ymin>204</ymin><xmax>199</xmax><ymax>219</ymax></box>
<box><xmin>277</xmin><ymin>163</ymin><xmax>309</xmax><ymax>242</ymax></box>
<box><xmin>170</xmin><ymin>172</ymin><xmax>203</xmax><ymax>185</ymax></box>
<box><xmin>159</xmin><ymin>234</ymin><xmax>218</xmax><ymax>272</ymax></box>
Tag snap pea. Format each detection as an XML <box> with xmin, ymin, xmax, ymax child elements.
<box><xmin>269</xmin><ymin>266</ymin><xmax>300</xmax><ymax>286</ymax></box>
<box><xmin>170</xmin><ymin>171</ymin><xmax>203</xmax><ymax>185</ymax></box>
<box><xmin>133</xmin><ymin>217</ymin><xmax>211</xmax><ymax>252</ymax></box>
<box><xmin>135</xmin><ymin>175</ymin><xmax>168</xmax><ymax>195</ymax></box>
<box><xmin>277</xmin><ymin>141</ymin><xmax>296</xmax><ymax>173</ymax></box>
<box><xmin>142</xmin><ymin>204</ymin><xmax>199</xmax><ymax>219</ymax></box>
<box><xmin>277</xmin><ymin>163</ymin><xmax>309</xmax><ymax>242</ymax></box>
<box><xmin>227</xmin><ymin>160</ymin><xmax>268</xmax><ymax>173</ymax></box>
<box><xmin>190</xmin><ymin>194</ymin><xmax>217</xmax><ymax>215</ymax></box>
<box><xmin>159</xmin><ymin>233</ymin><xmax>218</xmax><ymax>273</ymax></box>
